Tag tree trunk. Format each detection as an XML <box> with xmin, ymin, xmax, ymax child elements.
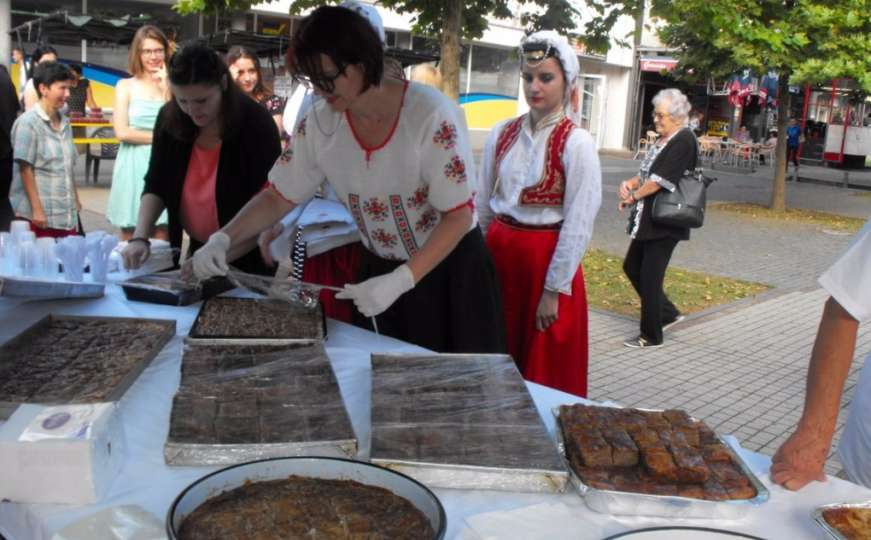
<box><xmin>440</xmin><ymin>0</ymin><xmax>463</xmax><ymax>100</ymax></box>
<box><xmin>769</xmin><ymin>76</ymin><xmax>791</xmax><ymax>212</ymax></box>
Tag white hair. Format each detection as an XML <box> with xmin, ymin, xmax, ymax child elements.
<box><xmin>652</xmin><ymin>88</ymin><xmax>691</xmax><ymax>125</ymax></box>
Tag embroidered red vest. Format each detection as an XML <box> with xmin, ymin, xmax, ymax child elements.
<box><xmin>491</xmin><ymin>115</ymin><xmax>575</xmax><ymax>207</ymax></box>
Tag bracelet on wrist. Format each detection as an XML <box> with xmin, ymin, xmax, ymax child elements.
<box><xmin>129</xmin><ymin>237</ymin><xmax>151</xmax><ymax>247</ymax></box>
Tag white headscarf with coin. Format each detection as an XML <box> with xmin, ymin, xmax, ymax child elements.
<box><xmin>520</xmin><ymin>30</ymin><xmax>581</xmax><ymax>124</ymax></box>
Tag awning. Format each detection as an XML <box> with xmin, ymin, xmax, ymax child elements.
<box><xmin>10</xmin><ymin>11</ymin><xmax>172</xmax><ymax>46</ymax></box>
<box><xmin>203</xmin><ymin>30</ymin><xmax>289</xmax><ymax>56</ymax></box>
<box><xmin>640</xmin><ymin>57</ymin><xmax>678</xmax><ymax>72</ymax></box>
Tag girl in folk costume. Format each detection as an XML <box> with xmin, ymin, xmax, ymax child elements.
<box><xmin>477</xmin><ymin>31</ymin><xmax>602</xmax><ymax>397</ymax></box>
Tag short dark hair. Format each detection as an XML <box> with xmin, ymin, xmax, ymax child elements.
<box><xmin>290</xmin><ymin>6</ymin><xmax>383</xmax><ymax>93</ymax></box>
<box><xmin>31</xmin><ymin>45</ymin><xmax>58</xmax><ymax>65</ymax></box>
<box><xmin>69</xmin><ymin>62</ymin><xmax>83</xmax><ymax>75</ymax></box>
<box><xmin>163</xmin><ymin>41</ymin><xmax>241</xmax><ymax>142</ymax></box>
<box><xmin>32</xmin><ymin>61</ymin><xmax>74</xmax><ymax>98</ymax></box>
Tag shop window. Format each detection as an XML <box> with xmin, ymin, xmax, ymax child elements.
<box><xmin>468</xmin><ymin>44</ymin><xmax>518</xmax><ymax>98</ymax></box>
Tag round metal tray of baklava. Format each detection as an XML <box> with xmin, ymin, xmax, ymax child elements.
<box><xmin>167</xmin><ymin>456</ymin><xmax>446</xmax><ymax>539</ymax></box>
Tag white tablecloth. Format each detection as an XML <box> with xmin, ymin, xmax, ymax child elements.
<box><xmin>0</xmin><ymin>287</ymin><xmax>869</xmax><ymax>540</ymax></box>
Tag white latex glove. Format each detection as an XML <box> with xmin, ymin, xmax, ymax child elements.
<box><xmin>335</xmin><ymin>264</ymin><xmax>415</xmax><ymax>317</ymax></box>
<box><xmin>191</xmin><ymin>231</ymin><xmax>231</xmax><ymax>279</ymax></box>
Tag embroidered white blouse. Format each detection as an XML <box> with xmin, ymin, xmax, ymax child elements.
<box><xmin>477</xmin><ymin>114</ymin><xmax>602</xmax><ymax>295</ymax></box>
<box><xmin>270</xmin><ymin>82</ymin><xmax>476</xmax><ymax>261</ymax></box>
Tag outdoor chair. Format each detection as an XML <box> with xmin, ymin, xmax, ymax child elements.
<box><xmin>85</xmin><ymin>126</ymin><xmax>119</xmax><ymax>183</ymax></box>
<box><xmin>729</xmin><ymin>143</ymin><xmax>754</xmax><ymax>168</ymax></box>
<box><xmin>757</xmin><ymin>145</ymin><xmax>775</xmax><ymax>167</ymax></box>
<box><xmin>633</xmin><ymin>137</ymin><xmax>649</xmax><ymax>160</ymax></box>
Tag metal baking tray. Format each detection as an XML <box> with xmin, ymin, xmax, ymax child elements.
<box><xmin>167</xmin><ymin>457</ymin><xmax>446</xmax><ymax>539</ymax></box>
<box><xmin>0</xmin><ymin>315</ymin><xmax>175</xmax><ymax>420</ymax></box>
<box><xmin>0</xmin><ymin>275</ymin><xmax>104</xmax><ymax>299</ymax></box>
<box><xmin>165</xmin><ymin>438</ymin><xmax>358</xmax><ymax>466</ymax></box>
<box><xmin>370</xmin><ymin>353</ymin><xmax>568</xmax><ymax>493</ymax></box>
<box><xmin>553</xmin><ymin>407</ymin><xmax>770</xmax><ymax>519</ymax></box>
<box><xmin>186</xmin><ymin>296</ymin><xmax>326</xmax><ymax>345</ymax></box>
<box><xmin>813</xmin><ymin>500</ymin><xmax>871</xmax><ymax>540</ymax></box>
<box><xmin>120</xmin><ymin>271</ymin><xmax>233</xmax><ymax>306</ymax></box>
<box><xmin>165</xmin><ymin>342</ymin><xmax>357</xmax><ymax>466</ymax></box>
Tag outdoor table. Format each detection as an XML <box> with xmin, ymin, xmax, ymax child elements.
<box><xmin>0</xmin><ymin>286</ymin><xmax>869</xmax><ymax>540</ymax></box>
<box><xmin>70</xmin><ymin>120</ymin><xmax>118</xmax><ymax>145</ymax></box>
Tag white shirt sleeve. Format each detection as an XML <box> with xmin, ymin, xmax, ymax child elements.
<box><xmin>419</xmin><ymin>100</ymin><xmax>476</xmax><ymax>212</ymax></box>
<box><xmin>269</xmin><ymin>110</ymin><xmax>325</xmax><ymax>205</ymax></box>
<box><xmin>819</xmin><ymin>218</ymin><xmax>871</xmax><ymax>322</ymax></box>
<box><xmin>475</xmin><ymin>123</ymin><xmax>504</xmax><ymax>234</ymax></box>
<box><xmin>545</xmin><ymin>129</ymin><xmax>602</xmax><ymax>295</ymax></box>
<box><xmin>282</xmin><ymin>85</ymin><xmax>309</xmax><ymax>136</ymax></box>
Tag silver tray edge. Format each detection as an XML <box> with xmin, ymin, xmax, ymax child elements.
<box><xmin>811</xmin><ymin>500</ymin><xmax>871</xmax><ymax>540</ymax></box>
<box><xmin>551</xmin><ymin>406</ymin><xmax>770</xmax><ymax>519</ymax></box>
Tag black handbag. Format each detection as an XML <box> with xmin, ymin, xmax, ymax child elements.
<box><xmin>651</xmin><ymin>168</ymin><xmax>716</xmax><ymax>229</ymax></box>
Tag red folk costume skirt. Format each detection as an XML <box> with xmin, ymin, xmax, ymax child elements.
<box><xmin>486</xmin><ymin>216</ymin><xmax>589</xmax><ymax>397</ymax></box>
<box><xmin>302</xmin><ymin>242</ymin><xmax>363</xmax><ymax>324</ymax></box>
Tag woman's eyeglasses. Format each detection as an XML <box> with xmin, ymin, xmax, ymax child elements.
<box><xmin>141</xmin><ymin>48</ymin><xmax>165</xmax><ymax>57</ymax></box>
<box><xmin>294</xmin><ymin>66</ymin><xmax>346</xmax><ymax>93</ymax></box>
<box><xmin>652</xmin><ymin>111</ymin><xmax>671</xmax><ymax>120</ymax></box>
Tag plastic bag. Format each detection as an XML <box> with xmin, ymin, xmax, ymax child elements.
<box><xmin>50</xmin><ymin>505</ymin><xmax>165</xmax><ymax>540</ymax></box>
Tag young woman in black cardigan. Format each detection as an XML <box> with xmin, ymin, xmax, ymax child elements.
<box><xmin>121</xmin><ymin>42</ymin><xmax>281</xmax><ymax>274</ymax></box>
<box><xmin>618</xmin><ymin>88</ymin><xmax>698</xmax><ymax>348</ymax></box>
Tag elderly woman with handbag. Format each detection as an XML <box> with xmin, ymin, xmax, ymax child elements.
<box><xmin>618</xmin><ymin>88</ymin><xmax>698</xmax><ymax>348</ymax></box>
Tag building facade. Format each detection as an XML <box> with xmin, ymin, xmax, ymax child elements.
<box><xmin>9</xmin><ymin>0</ymin><xmax>640</xmax><ymax>151</ymax></box>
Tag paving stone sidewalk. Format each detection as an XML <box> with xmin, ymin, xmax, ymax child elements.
<box><xmin>587</xmin><ymin>156</ymin><xmax>871</xmax><ymax>475</ymax></box>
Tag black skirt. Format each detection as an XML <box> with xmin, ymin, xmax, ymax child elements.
<box><xmin>354</xmin><ymin>226</ymin><xmax>507</xmax><ymax>354</ymax></box>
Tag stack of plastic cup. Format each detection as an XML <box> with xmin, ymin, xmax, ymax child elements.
<box><xmin>35</xmin><ymin>237</ymin><xmax>58</xmax><ymax>278</ymax></box>
<box><xmin>4</xmin><ymin>221</ymin><xmax>31</xmax><ymax>276</ymax></box>
<box><xmin>56</xmin><ymin>235</ymin><xmax>86</xmax><ymax>282</ymax></box>
<box><xmin>85</xmin><ymin>231</ymin><xmax>118</xmax><ymax>282</ymax></box>
<box><xmin>0</xmin><ymin>232</ymin><xmax>10</xmax><ymax>275</ymax></box>
<box><xmin>16</xmin><ymin>231</ymin><xmax>36</xmax><ymax>276</ymax></box>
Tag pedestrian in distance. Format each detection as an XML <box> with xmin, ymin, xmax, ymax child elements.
<box><xmin>618</xmin><ymin>88</ymin><xmax>698</xmax><ymax>348</ymax></box>
<box><xmin>786</xmin><ymin>117</ymin><xmax>802</xmax><ymax>174</ymax></box>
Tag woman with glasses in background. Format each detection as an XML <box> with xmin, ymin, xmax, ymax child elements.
<box><xmin>618</xmin><ymin>88</ymin><xmax>698</xmax><ymax>348</ymax></box>
<box><xmin>189</xmin><ymin>6</ymin><xmax>506</xmax><ymax>354</ymax></box>
<box><xmin>106</xmin><ymin>25</ymin><xmax>171</xmax><ymax>241</ymax></box>
<box><xmin>120</xmin><ymin>42</ymin><xmax>281</xmax><ymax>275</ymax></box>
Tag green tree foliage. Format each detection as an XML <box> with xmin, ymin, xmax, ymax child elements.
<box><xmin>586</xmin><ymin>0</ymin><xmax>871</xmax><ymax>211</ymax></box>
<box><xmin>174</xmin><ymin>0</ymin><xmax>579</xmax><ymax>99</ymax></box>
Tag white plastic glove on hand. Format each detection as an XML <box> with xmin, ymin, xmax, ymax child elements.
<box><xmin>191</xmin><ymin>231</ymin><xmax>231</xmax><ymax>279</ymax></box>
<box><xmin>335</xmin><ymin>264</ymin><xmax>415</xmax><ymax>317</ymax></box>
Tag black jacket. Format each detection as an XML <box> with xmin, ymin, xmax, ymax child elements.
<box><xmin>635</xmin><ymin>128</ymin><xmax>698</xmax><ymax>242</ymax></box>
<box><xmin>143</xmin><ymin>95</ymin><xmax>281</xmax><ymax>274</ymax></box>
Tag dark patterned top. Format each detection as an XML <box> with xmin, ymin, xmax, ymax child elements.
<box><xmin>67</xmin><ymin>79</ymin><xmax>89</xmax><ymax>115</ymax></box>
<box><xmin>259</xmin><ymin>94</ymin><xmax>286</xmax><ymax>116</ymax></box>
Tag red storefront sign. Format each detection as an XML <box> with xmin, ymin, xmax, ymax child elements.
<box><xmin>640</xmin><ymin>58</ymin><xmax>678</xmax><ymax>72</ymax></box>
